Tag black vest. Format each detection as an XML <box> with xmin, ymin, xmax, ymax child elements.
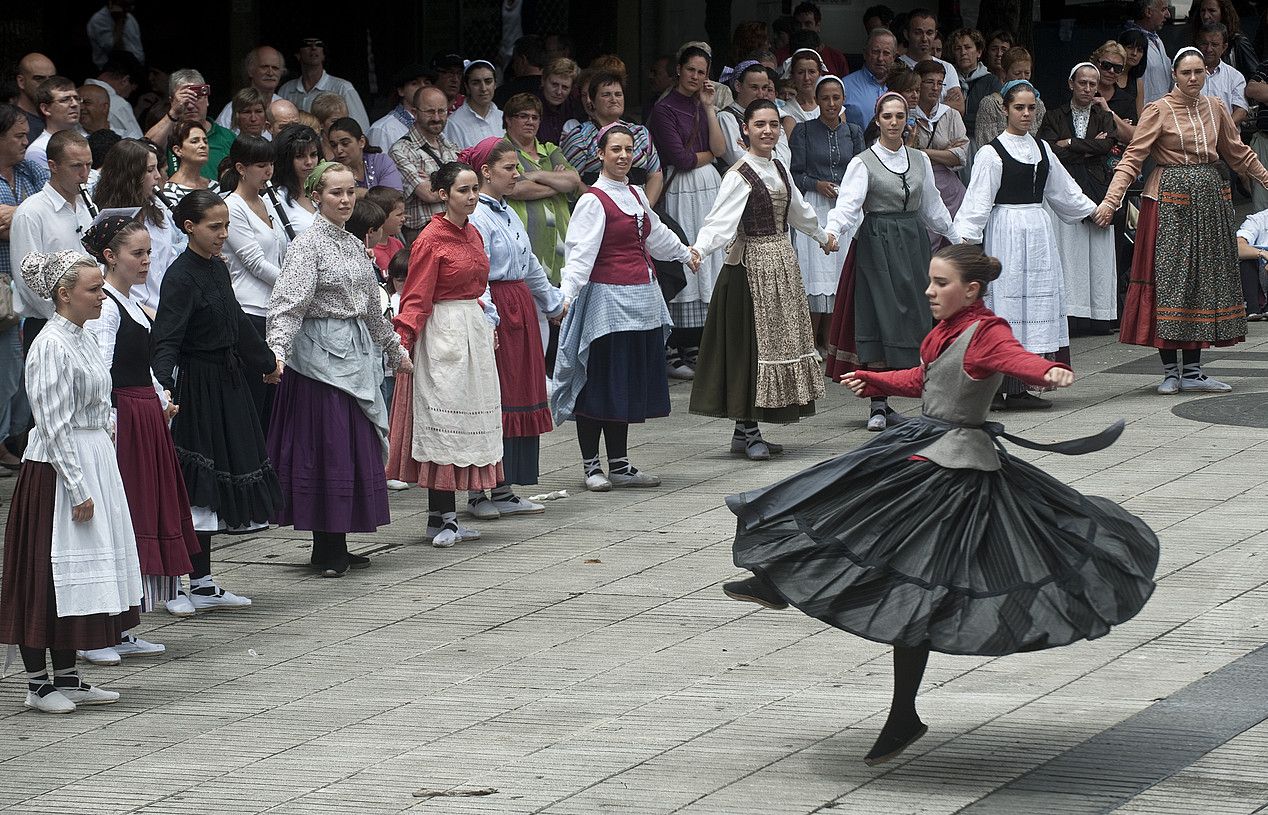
<box><xmin>103</xmin><ymin>289</ymin><xmax>155</xmax><ymax>392</ymax></box>
<box><xmin>988</xmin><ymin>136</ymin><xmax>1049</xmax><ymax>205</ymax></box>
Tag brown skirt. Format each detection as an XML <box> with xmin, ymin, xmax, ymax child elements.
<box><xmin>0</xmin><ymin>462</ymin><xmax>140</xmax><ymax>650</ymax></box>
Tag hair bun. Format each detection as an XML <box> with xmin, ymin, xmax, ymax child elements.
<box><xmin>984</xmin><ymin>254</ymin><xmax>1003</xmax><ymax>282</ymax></box>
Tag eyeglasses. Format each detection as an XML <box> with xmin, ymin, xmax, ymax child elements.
<box><xmin>920</xmin><ymin>79</ymin><xmax>944</xmax><ymax>87</ymax></box>
<box><xmin>510</xmin><ymin>113</ymin><xmax>541</xmax><ymax>122</ymax></box>
<box><xmin>301</xmin><ymin>38</ymin><xmax>325</xmax><ymax>48</ymax></box>
<box><xmin>1099</xmin><ymin>60</ymin><xmax>1125</xmax><ymax>72</ymax></box>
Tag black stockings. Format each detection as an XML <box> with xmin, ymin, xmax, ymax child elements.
<box><xmin>1159</xmin><ymin>349</ymin><xmax>1200</xmax><ymax>366</ymax></box>
<box><xmin>575</xmin><ymin>417</ymin><xmax>629</xmax><ymax>462</ymax></box>
<box><xmin>428</xmin><ymin>489</ymin><xmax>456</xmax><ymax>515</ymax></box>
<box><xmin>865</xmin><ymin>644</ymin><xmax>932</xmax><ymax>763</ymax></box>
<box><xmin>190</xmin><ymin>534</ymin><xmax>212</xmax><ymax>580</ymax></box>
<box><xmin>19</xmin><ymin>646</ymin><xmax>74</xmax><ymax>673</ymax></box>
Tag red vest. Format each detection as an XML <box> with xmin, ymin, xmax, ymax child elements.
<box><xmin>588</xmin><ymin>186</ymin><xmax>655</xmax><ymax>286</ymax></box>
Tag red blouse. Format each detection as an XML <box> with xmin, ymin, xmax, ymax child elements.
<box><xmin>854</xmin><ymin>300</ymin><xmax>1068</xmax><ymax>397</ymax></box>
<box><xmin>394</xmin><ymin>214</ymin><xmax>490</xmax><ymax>348</ymax></box>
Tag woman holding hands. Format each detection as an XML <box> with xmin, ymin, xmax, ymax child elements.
<box><xmin>1092</xmin><ymin>48</ymin><xmax>1268</xmax><ymax>393</ymax></box>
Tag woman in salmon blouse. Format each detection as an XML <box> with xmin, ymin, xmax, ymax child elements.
<box><xmin>390</xmin><ymin>161</ymin><xmax>503</xmax><ymax>549</ymax></box>
<box><xmin>1094</xmin><ymin>48</ymin><xmax>1268</xmax><ymax>394</ymax></box>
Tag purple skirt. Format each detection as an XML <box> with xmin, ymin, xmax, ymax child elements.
<box><xmin>267</xmin><ymin>368</ymin><xmax>390</xmax><ymax>533</ymax></box>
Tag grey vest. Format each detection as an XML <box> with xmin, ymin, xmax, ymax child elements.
<box><xmin>859</xmin><ymin>146</ymin><xmax>925</xmax><ymax>214</ymax></box>
<box><xmin>917</xmin><ymin>322</ymin><xmax>1004</xmax><ymax>471</ymax></box>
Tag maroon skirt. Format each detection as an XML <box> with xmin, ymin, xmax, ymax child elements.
<box><xmin>825</xmin><ymin>243</ymin><xmax>859</xmax><ymax>381</ymax></box>
<box><xmin>115</xmin><ymin>386</ymin><xmax>200</xmax><ymax>576</ymax></box>
<box><xmin>489</xmin><ymin>280</ymin><xmax>552</xmax><ymax>438</ymax></box>
<box><xmin>0</xmin><ymin>462</ymin><xmax>140</xmax><ymax>650</ymax></box>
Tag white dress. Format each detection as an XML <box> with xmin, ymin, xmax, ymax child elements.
<box><xmin>24</xmin><ymin>314</ymin><xmax>142</xmax><ymax>618</ymax></box>
<box><xmin>955</xmin><ymin>132</ymin><xmax>1097</xmax><ymax>354</ymax></box>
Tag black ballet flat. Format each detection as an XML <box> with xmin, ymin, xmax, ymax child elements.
<box><xmin>346</xmin><ymin>552</ymin><xmax>371</xmax><ymax>569</ymax></box>
<box><xmin>864</xmin><ymin>720</ymin><xmax>928</xmax><ymax>766</ymax></box>
<box><xmin>722</xmin><ymin>575</ymin><xmax>788</xmax><ymax>610</ymax></box>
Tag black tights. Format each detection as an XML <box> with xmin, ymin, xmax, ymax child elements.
<box><xmin>19</xmin><ymin>646</ymin><xmax>74</xmax><ymax>673</ymax></box>
<box><xmin>311</xmin><ymin>531</ymin><xmax>347</xmax><ymax>565</ymax></box>
<box><xmin>190</xmin><ymin>534</ymin><xmax>212</xmax><ymax>580</ymax></box>
<box><xmin>576</xmin><ymin>417</ymin><xmax>629</xmax><ymax>462</ymax></box>
<box><xmin>428</xmin><ymin>489</ymin><xmax>456</xmax><ymax>515</ymax></box>
<box><xmin>1159</xmin><ymin>349</ymin><xmax>1200</xmax><ymax>366</ymax></box>
<box><xmin>889</xmin><ymin>644</ymin><xmax>930</xmax><ymax>724</ymax></box>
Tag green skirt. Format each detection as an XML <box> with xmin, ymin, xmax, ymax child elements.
<box><xmin>689</xmin><ymin>264</ymin><xmax>816</xmax><ymax>424</ymax></box>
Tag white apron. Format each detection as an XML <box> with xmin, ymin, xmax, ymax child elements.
<box><xmin>411</xmin><ymin>300</ymin><xmax>503</xmax><ymax>467</ymax></box>
<box><xmin>983</xmin><ymin>203</ymin><xmax>1070</xmax><ymax>354</ymax></box>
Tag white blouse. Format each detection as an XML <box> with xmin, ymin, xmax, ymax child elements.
<box><xmin>84</xmin><ymin>281</ymin><xmax>169</xmax><ymax>410</ymax></box>
<box><xmin>826</xmin><ymin>142</ymin><xmax>958</xmax><ymax>244</ymax></box>
<box><xmin>224</xmin><ymin>191</ymin><xmax>289</xmax><ymax>317</ymax></box>
<box><xmin>132</xmin><ymin>208</ymin><xmax>186</xmax><ymax>311</ymax></box>
<box><xmin>782</xmin><ymin>99</ymin><xmax>820</xmax><ymax>126</ymax></box>
<box><xmin>954</xmin><ymin>131</ymin><xmax>1097</xmax><ymax>244</ymax></box>
<box><xmin>272</xmin><ymin>186</ymin><xmax>317</xmax><ymax>247</ymax></box>
<box><xmin>693</xmin><ymin>153</ymin><xmax>829</xmax><ymax>261</ymax></box>
<box><xmin>559</xmin><ymin>174</ymin><xmax>693</xmax><ymax>301</ymax></box>
<box><xmin>24</xmin><ymin>314</ymin><xmax>113</xmax><ymax>506</ymax></box>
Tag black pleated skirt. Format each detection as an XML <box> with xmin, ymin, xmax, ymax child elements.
<box><xmin>727</xmin><ymin>419</ymin><xmax>1160</xmax><ymax>656</ymax></box>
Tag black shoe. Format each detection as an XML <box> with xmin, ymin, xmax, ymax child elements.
<box><xmin>864</xmin><ymin>718</ymin><xmax>928</xmax><ymax>766</ymax></box>
<box><xmin>346</xmin><ymin>552</ymin><xmax>371</xmax><ymax>569</ymax></box>
<box><xmin>321</xmin><ymin>557</ymin><xmax>349</xmax><ymax>578</ymax></box>
<box><xmin>1003</xmin><ymin>392</ymin><xmax>1052</xmax><ymax>411</ymax></box>
<box><xmin>990</xmin><ymin>394</ymin><xmax>1007</xmax><ymax>412</ymax></box>
<box><xmin>722</xmin><ymin>575</ymin><xmax>788</xmax><ymax>610</ymax></box>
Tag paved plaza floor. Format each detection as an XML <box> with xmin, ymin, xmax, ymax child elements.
<box><xmin>2</xmin><ymin>327</ymin><xmax>1268</xmax><ymax>814</ymax></box>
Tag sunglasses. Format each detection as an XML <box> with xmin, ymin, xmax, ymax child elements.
<box><xmin>301</xmin><ymin>39</ymin><xmax>325</xmax><ymax>48</ymax></box>
<box><xmin>1099</xmin><ymin>60</ymin><xmax>1125</xmax><ymax>72</ymax></box>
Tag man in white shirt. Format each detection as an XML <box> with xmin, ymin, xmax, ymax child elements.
<box><xmin>215</xmin><ymin>46</ymin><xmax>287</xmax><ymax>132</ymax></box>
<box><xmin>84</xmin><ymin>54</ymin><xmax>144</xmax><ymax>138</ymax></box>
<box><xmin>278</xmin><ymin>37</ymin><xmax>370</xmax><ymax>132</ymax></box>
<box><xmin>368</xmin><ymin>64</ymin><xmax>433</xmax><ymax>151</ymax></box>
<box><xmin>1127</xmin><ymin>0</ymin><xmax>1172</xmax><ymax>103</ymax></box>
<box><xmin>86</xmin><ymin>1</ymin><xmax>145</xmax><ymax>69</ymax></box>
<box><xmin>899</xmin><ymin>9</ymin><xmax>964</xmax><ymax>114</ymax></box>
<box><xmin>10</xmin><ymin>131</ymin><xmax>95</xmax><ymax>335</ymax></box>
<box><xmin>1198</xmin><ymin>23</ymin><xmax>1248</xmax><ymax>126</ymax></box>
<box><xmin>25</xmin><ymin>77</ymin><xmax>84</xmax><ymax>169</ymax></box>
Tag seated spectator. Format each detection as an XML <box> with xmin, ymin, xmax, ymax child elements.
<box><xmin>388</xmin><ymin>86</ymin><xmax>457</xmax><ymax>243</ymax></box>
<box><xmin>1236</xmin><ymin>204</ymin><xmax>1268</xmax><ymax>319</ymax></box>
<box><xmin>87</xmin><ymin>1</ymin><xmax>144</xmax><ymax>69</ymax></box>
<box><xmin>431</xmin><ymin>53</ymin><xmax>466</xmax><ymax>112</ymax></box>
<box><xmin>560</xmin><ymin>71</ymin><xmax>663</xmax><ymax>202</ymax></box>
<box><xmin>78</xmin><ymin>84</ymin><xmax>111</xmax><ymax>137</ymax></box>
<box><xmin>985</xmin><ymin>29</ymin><xmax>1014</xmax><ymax>82</ymax></box>
<box><xmin>911</xmin><ymin>59</ymin><xmax>968</xmax><ymax>247</ymax></box>
<box><xmin>365</xmin><ymin>185</ymin><xmax>406</xmax><ymax>273</ymax></box>
<box><xmin>537</xmin><ymin>58</ymin><xmax>582</xmax><ymax>145</ymax></box>
<box><xmin>504</xmin><ymin>92</ymin><xmax>581</xmax><ymax>282</ymax></box>
<box><xmin>948</xmin><ymin>28</ymin><xmax>1000</xmax><ymax>139</ymax></box>
<box><xmin>94</xmin><ymin>138</ymin><xmax>186</xmax><ymax>308</ymax></box>
<box><xmin>327</xmin><ymin>117</ymin><xmax>404</xmax><ymax>195</ymax></box>
<box><xmin>214</xmin><ymin>46</ymin><xmax>286</xmax><ymax>132</ymax></box>
<box><xmin>1189</xmin><ymin>0</ymin><xmax>1257</xmax><ymax>77</ymax></box>
<box><xmin>899</xmin><ymin>8</ymin><xmax>963</xmax><ymax>112</ymax></box>
<box><xmin>278</xmin><ymin>36</ymin><xmax>370</xmax><ymax>131</ymax></box>
<box><xmin>496</xmin><ymin>35</ymin><xmax>548</xmax><ymax>107</ymax></box>
<box><xmin>268</xmin><ymin>123</ymin><xmax>321</xmax><ymax>241</ymax></box>
<box><xmin>230</xmin><ymin>87</ymin><xmax>271</xmax><ymax>139</ymax></box>
<box><xmin>25</xmin><ymin>77</ymin><xmax>80</xmax><ymax>169</ymax></box>
<box><xmin>780</xmin><ymin>2</ymin><xmax>849</xmax><ymax>77</ymax></box>
<box><xmin>368</xmin><ymin>64</ymin><xmax>433</xmax><ymax>152</ymax></box>
<box><xmin>842</xmin><ymin>28</ymin><xmax>896</xmax><ymax>128</ymax></box>
<box><xmin>444</xmin><ymin>60</ymin><xmax>502</xmax><ymax>149</ymax></box>
<box><xmin>975</xmin><ymin>47</ymin><xmax>1045</xmax><ymax>145</ymax></box>
<box><xmin>310</xmin><ymin>91</ymin><xmax>349</xmax><ymax>158</ymax></box>
<box><xmin>1196</xmin><ymin>23</ymin><xmax>1248</xmax><ymax>126</ymax></box>
<box><xmin>863</xmin><ymin>5</ymin><xmax>895</xmax><ymax>34</ymax></box>
<box><xmin>143</xmin><ymin>68</ymin><xmax>236</xmax><ymax>181</ymax></box>
<box><xmin>269</xmin><ymin>99</ymin><xmax>299</xmax><ymax>135</ymax></box>
<box><xmin>160</xmin><ymin>120</ymin><xmax>221</xmax><ymax>203</ymax></box>
<box><xmin>14</xmin><ymin>53</ymin><xmax>56</xmax><ymax>142</ymax></box>
<box><xmin>85</xmin><ymin>53</ymin><xmax>145</xmax><ymax>138</ymax></box>
<box><xmin>783</xmin><ymin>47</ymin><xmax>825</xmax><ymax>135</ymax></box>
<box><xmin>87</xmin><ymin>129</ymin><xmax>122</xmax><ymax>168</ymax></box>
